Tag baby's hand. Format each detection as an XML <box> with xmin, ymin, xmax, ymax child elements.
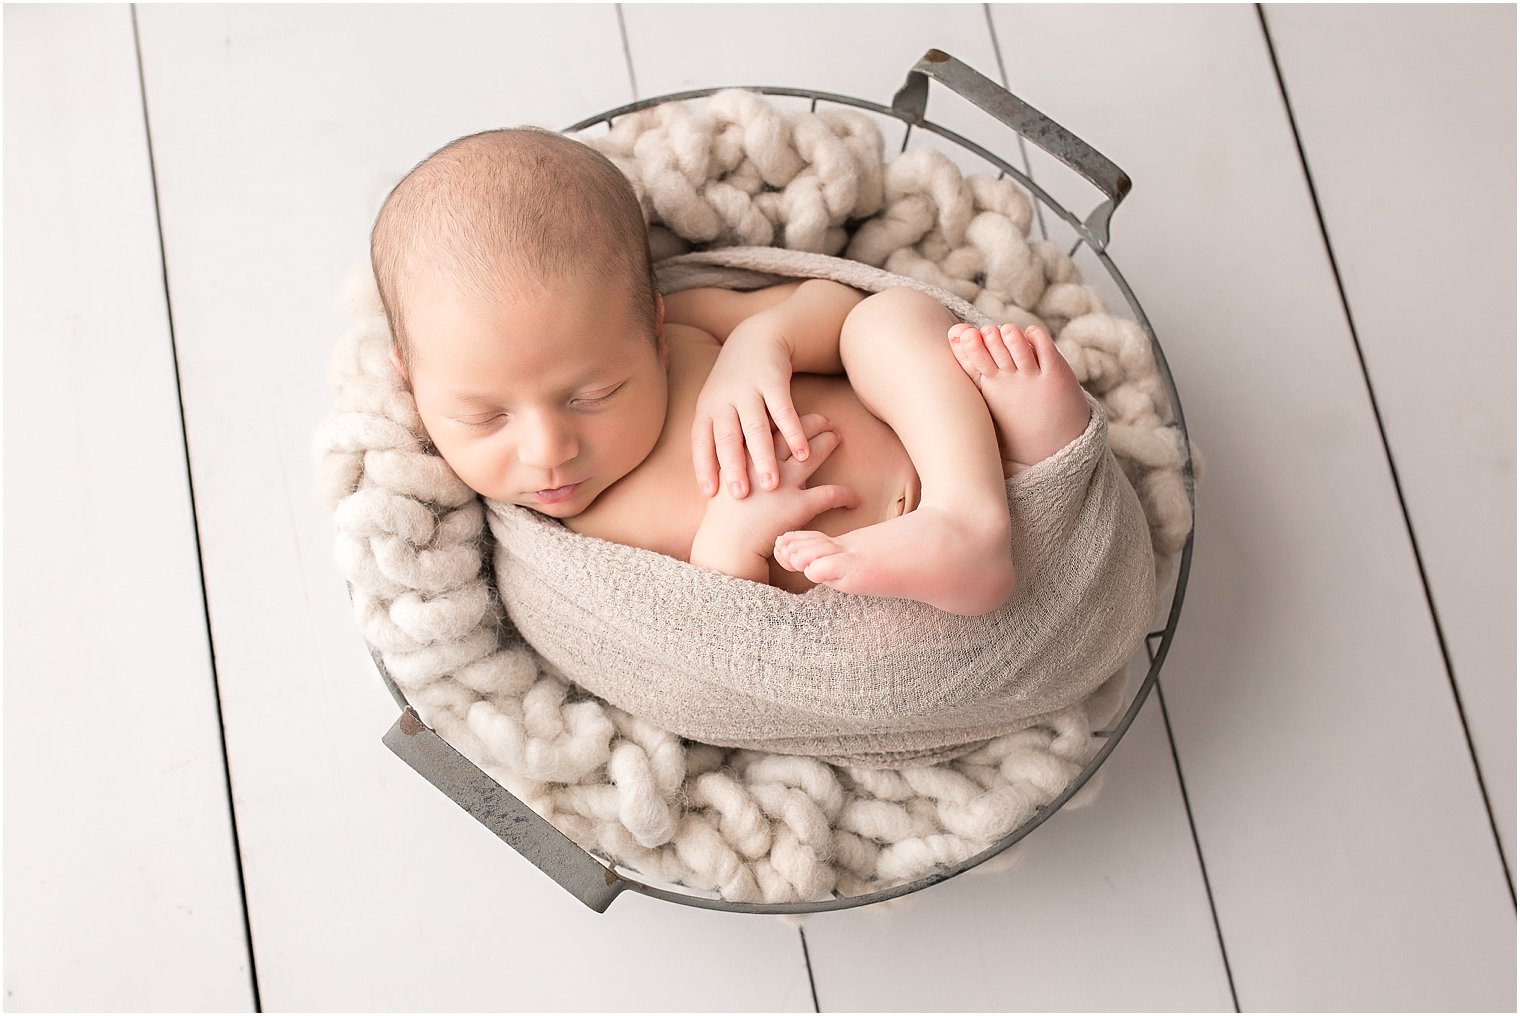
<box><xmin>689</xmin><ymin>414</ymin><xmax>857</xmax><ymax>580</ymax></box>
<box><xmin>691</xmin><ymin>324</ymin><xmax>811</xmax><ymax>501</ymax></box>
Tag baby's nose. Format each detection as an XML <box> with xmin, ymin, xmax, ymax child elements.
<box><xmin>520</xmin><ymin>416</ymin><xmax>578</xmax><ymax>467</ymax></box>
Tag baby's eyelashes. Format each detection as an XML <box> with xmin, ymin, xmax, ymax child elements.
<box><xmin>571</xmin><ymin>382</ymin><xmax>625</xmax><ymax>407</ymax></box>
<box><xmin>459</xmin><ymin>414</ymin><xmax>507</xmax><ymax>429</ymax></box>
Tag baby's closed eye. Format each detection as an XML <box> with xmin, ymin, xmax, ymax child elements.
<box><xmin>459</xmin><ymin>414</ymin><xmax>507</xmax><ymax>429</ymax></box>
<box><xmin>572</xmin><ymin>382</ymin><xmax>625</xmax><ymax>407</ymax></box>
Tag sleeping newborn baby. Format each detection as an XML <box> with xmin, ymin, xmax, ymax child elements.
<box><xmin>371</xmin><ymin>127</ymin><xmax>1093</xmax><ymax>616</ymax></box>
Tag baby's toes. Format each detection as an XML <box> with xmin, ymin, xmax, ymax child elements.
<box><xmin>1023</xmin><ymin>324</ymin><xmax>1072</xmax><ymax>376</ymax></box>
<box><xmin>998</xmin><ymin>323</ymin><xmax>1040</xmax><ymax>373</ymax></box>
<box><xmin>950</xmin><ymin>322</ymin><xmax>1001</xmax><ymax>380</ymax></box>
<box><xmin>802</xmin><ymin>545</ymin><xmax>857</xmax><ymax>584</ymax></box>
<box><xmin>774</xmin><ymin>530</ymin><xmax>839</xmax><ymax>572</ymax></box>
<box><xmin>980</xmin><ymin>325</ymin><xmax>1015</xmax><ymax>370</ymax></box>
<box><xmin>772</xmin><ymin>533</ymin><xmax>802</xmax><ymax>572</ymax></box>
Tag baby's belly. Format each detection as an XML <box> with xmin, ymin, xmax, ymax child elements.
<box><xmin>568</xmin><ymin>372</ymin><xmax>917</xmax><ymax>595</ymax></box>
<box><xmin>769</xmin><ymin>374</ymin><xmax>919</xmax><ymax>592</ymax></box>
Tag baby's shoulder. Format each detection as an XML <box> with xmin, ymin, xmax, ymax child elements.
<box><xmin>664</xmin><ymin>323</ymin><xmax>720</xmax><ymax>392</ymax></box>
<box><xmin>665</xmin><ymin>320</ymin><xmax>719</xmax><ymax>349</ymax></box>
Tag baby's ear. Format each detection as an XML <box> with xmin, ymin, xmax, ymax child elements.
<box><xmin>388</xmin><ymin>345</ymin><xmax>409</xmax><ymax>385</ymax></box>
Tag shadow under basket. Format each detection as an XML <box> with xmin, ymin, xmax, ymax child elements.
<box><xmin>359</xmin><ymin>50</ymin><xmax>1196</xmax><ymax>915</ymax></box>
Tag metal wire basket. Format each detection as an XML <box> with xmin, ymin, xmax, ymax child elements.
<box><xmin>373</xmin><ymin>49</ymin><xmax>1195</xmax><ymax>915</ymax></box>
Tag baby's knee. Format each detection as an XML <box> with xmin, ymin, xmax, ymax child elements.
<box><xmin>845</xmin><ymin>286</ymin><xmax>955</xmax><ymax>331</ymax></box>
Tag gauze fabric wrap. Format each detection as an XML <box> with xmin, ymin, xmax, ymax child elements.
<box><xmin>485</xmin><ymin>248</ymin><xmax>1156</xmax><ymax>768</ymax></box>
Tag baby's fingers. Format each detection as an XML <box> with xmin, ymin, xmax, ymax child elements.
<box><xmin>762</xmin><ymin>385</ymin><xmax>810</xmax><ymax>465</ymax></box>
<box><xmin>738</xmin><ymin>396</ymin><xmax>781</xmax><ymax>493</ymax></box>
<box><xmin>785</xmin><ymin>425</ymin><xmax>843</xmax><ymax>480</ymax></box>
<box><xmin>712</xmin><ymin>406</ymin><xmax>752</xmax><ymax>498</ymax></box>
<box><xmin>771</xmin><ymin>414</ymin><xmax>828</xmax><ymax>459</ymax></box>
<box><xmin>795</xmin><ymin>413</ymin><xmax>835</xmax><ymax>441</ymax></box>
<box><xmin>802</xmin><ymin>483</ymin><xmax>859</xmax><ymax>519</ymax></box>
<box><xmin>692</xmin><ymin>415</ymin><xmax>720</xmax><ymax>497</ymax></box>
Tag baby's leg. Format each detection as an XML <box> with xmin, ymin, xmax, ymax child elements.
<box><xmin>772</xmin><ymin>288</ymin><xmax>1014</xmax><ymax>615</ymax></box>
<box><xmin>946</xmin><ymin>322</ymin><xmax>1092</xmax><ymax>475</ymax></box>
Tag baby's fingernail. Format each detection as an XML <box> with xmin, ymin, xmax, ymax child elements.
<box><xmin>700</xmin><ymin>479</ymin><xmax>715</xmax><ymax>496</ymax></box>
<box><xmin>795</xmin><ymin>446</ymin><xmax>809</xmax><ymax>461</ymax></box>
<box><xmin>760</xmin><ymin>472</ymin><xmax>775</xmax><ymax>489</ymax></box>
<box><xmin>730</xmin><ymin>481</ymin><xmax>743</xmax><ymax>498</ymax></box>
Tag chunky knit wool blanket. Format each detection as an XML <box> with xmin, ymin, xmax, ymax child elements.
<box><xmin>315</xmin><ymin>90</ymin><xmax>1195</xmax><ymax>903</ymax></box>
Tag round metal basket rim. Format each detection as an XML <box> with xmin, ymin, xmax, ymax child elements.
<box><xmin>370</xmin><ymin>80</ymin><xmax>1197</xmax><ymax>917</ymax></box>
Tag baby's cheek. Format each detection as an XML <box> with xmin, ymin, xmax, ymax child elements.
<box><xmin>430</xmin><ymin>435</ymin><xmax>492</xmax><ymax>498</ymax></box>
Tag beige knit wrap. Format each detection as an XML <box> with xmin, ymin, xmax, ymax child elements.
<box><xmin>316</xmin><ymin>90</ymin><xmax>1196</xmax><ymax>903</ymax></box>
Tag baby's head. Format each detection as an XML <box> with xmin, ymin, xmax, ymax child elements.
<box><xmin>372</xmin><ymin>128</ymin><xmax>668</xmax><ymax>519</ymax></box>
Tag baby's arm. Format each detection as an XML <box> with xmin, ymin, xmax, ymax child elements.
<box><xmin>663</xmin><ymin>282</ymin><xmax>805</xmax><ymax>341</ymax></box>
<box><xmin>682</xmin><ymin>281</ymin><xmax>866</xmax><ymax>499</ymax></box>
<box><xmin>688</xmin><ymin>415</ymin><xmax>857</xmax><ymax>583</ymax></box>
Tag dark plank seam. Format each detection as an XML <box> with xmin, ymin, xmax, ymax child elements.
<box><xmin>798</xmin><ymin>927</ymin><xmax>821</xmax><ymax>1012</ymax></box>
<box><xmin>130</xmin><ymin>5</ymin><xmax>265</xmax><ymax>1010</ymax></box>
<box><xmin>615</xmin><ymin>4</ymin><xmax>640</xmax><ymax>100</ymax></box>
<box><xmin>1256</xmin><ymin>1</ymin><xmax>1515</xmax><ymax>906</ymax></box>
<box><xmin>1158</xmin><ymin>683</ymin><xmax>1242</xmax><ymax>1011</ymax></box>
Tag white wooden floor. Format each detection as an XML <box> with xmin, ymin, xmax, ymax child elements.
<box><xmin>5</xmin><ymin>4</ymin><xmax>1515</xmax><ymax>1012</ymax></box>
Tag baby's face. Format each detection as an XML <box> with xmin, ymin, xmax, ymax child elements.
<box><xmin>399</xmin><ymin>271</ymin><xmax>669</xmax><ymax>519</ymax></box>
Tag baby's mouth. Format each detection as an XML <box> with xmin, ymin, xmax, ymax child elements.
<box><xmin>533</xmin><ymin>481</ymin><xmax>583</xmax><ymax>505</ymax></box>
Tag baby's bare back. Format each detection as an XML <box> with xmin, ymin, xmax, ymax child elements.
<box><xmin>566</xmin><ymin>326</ymin><xmax>919</xmax><ymax>593</ymax></box>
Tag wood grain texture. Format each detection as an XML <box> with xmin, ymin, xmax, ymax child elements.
<box><xmin>2</xmin><ymin>5</ymin><xmax>253</xmax><ymax>1010</ymax></box>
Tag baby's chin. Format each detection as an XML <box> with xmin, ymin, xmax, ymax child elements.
<box><xmin>524</xmin><ymin>500</ymin><xmax>579</xmax><ymax>520</ymax></box>
<box><xmin>485</xmin><ymin>496</ymin><xmax>578</xmax><ymax>522</ymax></box>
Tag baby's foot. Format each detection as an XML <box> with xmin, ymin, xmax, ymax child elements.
<box><xmin>774</xmin><ymin>504</ymin><xmax>1014</xmax><ymax>616</ymax></box>
<box><xmin>947</xmin><ymin>322</ymin><xmax>1092</xmax><ymax>475</ymax></box>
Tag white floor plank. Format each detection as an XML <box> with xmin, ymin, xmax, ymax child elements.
<box><xmin>2</xmin><ymin>6</ymin><xmax>254</xmax><ymax>1011</ymax></box>
<box><xmin>132</xmin><ymin>5</ymin><xmax>811</xmax><ymax>1009</ymax></box>
<box><xmin>980</xmin><ymin>4</ymin><xmax>1515</xmax><ymax>1009</ymax></box>
<box><xmin>1264</xmin><ymin>0</ymin><xmax>1517</xmax><ymax>882</ymax></box>
<box><xmin>625</xmin><ymin>3</ymin><xmax>1230</xmax><ymax>1008</ymax></box>
<box><xmin>625</xmin><ymin>2</ymin><xmax>977</xmax><ymax>107</ymax></box>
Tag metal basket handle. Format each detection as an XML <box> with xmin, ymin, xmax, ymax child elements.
<box><xmin>892</xmin><ymin>49</ymin><xmax>1131</xmax><ymax>250</ymax></box>
<box><xmin>384</xmin><ymin>706</ymin><xmax>634</xmax><ymax>913</ymax></box>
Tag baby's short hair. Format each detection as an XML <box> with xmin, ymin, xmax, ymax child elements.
<box><xmin>371</xmin><ymin>127</ymin><xmax>657</xmax><ymax>372</ymax></box>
